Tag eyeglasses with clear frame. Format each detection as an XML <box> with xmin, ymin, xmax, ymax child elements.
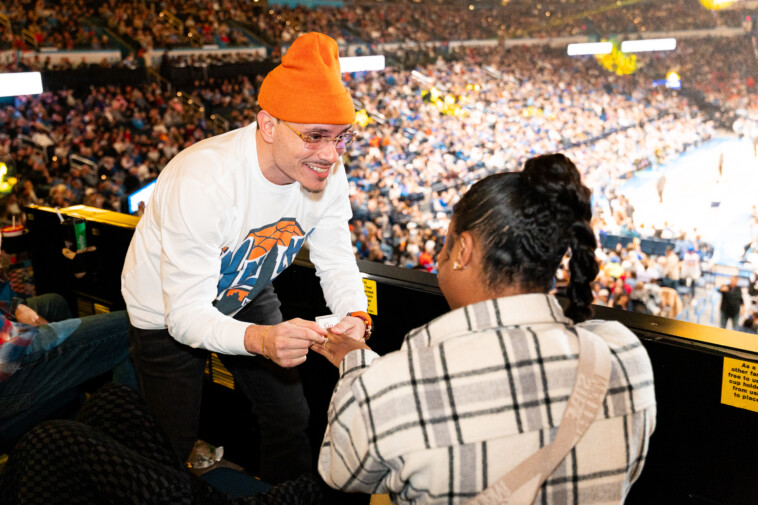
<box><xmin>279</xmin><ymin>120</ymin><xmax>357</xmax><ymax>151</ymax></box>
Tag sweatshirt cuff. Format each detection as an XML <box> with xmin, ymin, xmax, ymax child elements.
<box><xmin>225</xmin><ymin>318</ymin><xmax>254</xmax><ymax>355</ymax></box>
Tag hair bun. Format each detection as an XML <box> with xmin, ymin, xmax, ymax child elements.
<box><xmin>520</xmin><ymin>153</ymin><xmax>591</xmax><ymax>222</ymax></box>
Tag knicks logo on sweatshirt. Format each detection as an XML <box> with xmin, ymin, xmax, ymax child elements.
<box><xmin>214</xmin><ymin>219</ymin><xmax>311</xmax><ymax>315</ymax></box>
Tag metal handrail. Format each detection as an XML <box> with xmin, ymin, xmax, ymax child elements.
<box><xmin>17</xmin><ymin>135</ymin><xmax>47</xmax><ymax>163</ymax></box>
<box><xmin>158</xmin><ymin>9</ymin><xmax>183</xmax><ymax>32</ymax></box>
<box><xmin>174</xmin><ymin>91</ymin><xmax>207</xmax><ymax>126</ymax></box>
<box><xmin>69</xmin><ymin>154</ymin><xmax>97</xmax><ymax>172</ymax></box>
<box><xmin>158</xmin><ymin>9</ymin><xmax>197</xmax><ymax>46</ymax></box>
<box><xmin>173</xmin><ymin>90</ymin><xmax>230</xmax><ymax>134</ymax></box>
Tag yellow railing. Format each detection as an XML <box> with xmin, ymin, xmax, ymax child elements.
<box><xmin>0</xmin><ymin>13</ymin><xmax>11</xmax><ymax>32</ymax></box>
<box><xmin>176</xmin><ymin>90</ymin><xmax>203</xmax><ymax>109</ymax></box>
<box><xmin>159</xmin><ymin>9</ymin><xmax>183</xmax><ymax>33</ymax></box>
<box><xmin>209</xmin><ymin>113</ymin><xmax>230</xmax><ymax>134</ymax></box>
<box><xmin>173</xmin><ymin>91</ymin><xmax>230</xmax><ymax>134</ymax></box>
<box><xmin>187</xmin><ymin>26</ymin><xmax>202</xmax><ymax>45</ymax></box>
<box><xmin>158</xmin><ymin>9</ymin><xmax>199</xmax><ymax>45</ymax></box>
<box><xmin>22</xmin><ymin>28</ymin><xmax>38</xmax><ymax>49</ymax></box>
<box><xmin>174</xmin><ymin>90</ymin><xmax>206</xmax><ymax>126</ymax></box>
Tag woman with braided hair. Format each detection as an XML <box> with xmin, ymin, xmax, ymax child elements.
<box><xmin>438</xmin><ymin>153</ymin><xmax>599</xmax><ymax>324</ymax></box>
<box><xmin>314</xmin><ymin>153</ymin><xmax>656</xmax><ymax>504</ymax></box>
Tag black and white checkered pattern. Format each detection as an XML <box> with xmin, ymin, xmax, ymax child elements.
<box><xmin>0</xmin><ymin>383</ymin><xmax>323</xmax><ymax>505</ymax></box>
<box><xmin>319</xmin><ymin>294</ymin><xmax>656</xmax><ymax>505</ymax></box>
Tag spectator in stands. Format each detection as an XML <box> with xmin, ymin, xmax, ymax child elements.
<box><xmin>680</xmin><ymin>245</ymin><xmax>702</xmax><ymax>298</ymax></box>
<box><xmin>121</xmin><ymin>33</ymin><xmax>370</xmax><ymax>485</ymax></box>
<box><xmin>418</xmin><ymin>238</ymin><xmax>436</xmax><ymax>272</ymax></box>
<box><xmin>314</xmin><ymin>154</ymin><xmax>656</xmax><ymax>504</ymax></box>
<box><xmin>740</xmin><ymin>314</ymin><xmax>757</xmax><ymax>334</ymax></box>
<box><xmin>659</xmin><ymin>283</ymin><xmax>684</xmax><ymax>319</ymax></box>
<box><xmin>631</xmin><ymin>279</ymin><xmax>662</xmax><ymax>315</ymax></box>
<box><xmin>720</xmin><ymin>276</ymin><xmax>745</xmax><ymax>330</ymax></box>
<box><xmin>613</xmin><ymin>291</ymin><xmax>632</xmax><ymax>311</ymax></box>
<box><xmin>662</xmin><ymin>247</ymin><xmax>681</xmax><ymax>289</ymax></box>
<box><xmin>0</xmin><ymin>20</ymin><xmax>746</xmax><ymax>330</ymax></box>
<box><xmin>3</xmin><ymin>0</ymin><xmax>749</xmax><ymax>53</ymax></box>
<box><xmin>0</xmin><ymin>267</ymin><xmax>135</xmax><ymax>421</ymax></box>
<box><xmin>595</xmin><ymin>287</ymin><xmax>612</xmax><ymax>307</ymax></box>
<box><xmin>748</xmin><ymin>269</ymin><xmax>758</xmax><ymax>306</ymax></box>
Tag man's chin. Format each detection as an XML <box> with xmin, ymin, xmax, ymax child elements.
<box><xmin>301</xmin><ymin>179</ymin><xmax>327</xmax><ymax>194</ymax></box>
<box><xmin>303</xmin><ymin>185</ymin><xmax>325</xmax><ymax>194</ymax></box>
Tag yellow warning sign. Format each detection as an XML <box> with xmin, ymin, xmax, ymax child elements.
<box><xmin>362</xmin><ymin>278</ymin><xmax>377</xmax><ymax>316</ymax></box>
<box><xmin>721</xmin><ymin>357</ymin><xmax>758</xmax><ymax>413</ymax></box>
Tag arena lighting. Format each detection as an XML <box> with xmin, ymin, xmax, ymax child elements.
<box><xmin>567</xmin><ymin>42</ymin><xmax>613</xmax><ymax>56</ymax></box>
<box><xmin>0</xmin><ymin>162</ymin><xmax>15</xmax><ymax>193</ymax></box>
<box><xmin>621</xmin><ymin>38</ymin><xmax>677</xmax><ymax>53</ymax></box>
<box><xmin>0</xmin><ymin>72</ymin><xmax>43</xmax><ymax>97</ymax></box>
<box><xmin>339</xmin><ymin>55</ymin><xmax>386</xmax><ymax>73</ymax></box>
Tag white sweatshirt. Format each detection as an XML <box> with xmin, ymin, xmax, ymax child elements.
<box><xmin>121</xmin><ymin>122</ymin><xmax>367</xmax><ymax>355</ymax></box>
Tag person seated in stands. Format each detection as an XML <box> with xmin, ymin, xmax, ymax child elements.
<box><xmin>313</xmin><ymin>154</ymin><xmax>657</xmax><ymax>504</ymax></box>
<box><xmin>0</xmin><ymin>272</ymin><xmax>135</xmax><ymax>422</ymax></box>
<box><xmin>595</xmin><ymin>287</ymin><xmax>611</xmax><ymax>307</ymax></box>
<box><xmin>612</xmin><ymin>291</ymin><xmax>632</xmax><ymax>311</ymax></box>
<box><xmin>740</xmin><ymin>314</ymin><xmax>757</xmax><ymax>334</ymax></box>
<box><xmin>719</xmin><ymin>276</ymin><xmax>744</xmax><ymax>330</ymax></box>
<box><xmin>661</xmin><ymin>247</ymin><xmax>681</xmax><ymax>289</ymax></box>
<box><xmin>630</xmin><ymin>279</ymin><xmax>662</xmax><ymax>316</ymax></box>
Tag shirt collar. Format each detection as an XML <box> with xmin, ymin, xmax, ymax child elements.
<box><xmin>405</xmin><ymin>293</ymin><xmax>573</xmax><ymax>351</ymax></box>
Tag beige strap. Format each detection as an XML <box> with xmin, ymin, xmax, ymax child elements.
<box><xmin>466</xmin><ymin>328</ymin><xmax>612</xmax><ymax>505</ymax></box>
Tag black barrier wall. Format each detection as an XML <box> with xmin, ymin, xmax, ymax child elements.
<box><xmin>275</xmin><ymin>258</ymin><xmax>758</xmax><ymax>505</ymax></box>
<box><xmin>23</xmin><ymin>205</ymin><xmax>758</xmax><ymax>505</ymax></box>
<box><xmin>25</xmin><ymin>205</ymin><xmax>138</xmax><ymax>314</ymax></box>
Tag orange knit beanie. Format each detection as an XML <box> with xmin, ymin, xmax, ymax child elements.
<box><xmin>258</xmin><ymin>32</ymin><xmax>355</xmax><ymax>125</ymax></box>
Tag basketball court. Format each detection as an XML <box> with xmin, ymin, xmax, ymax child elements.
<box><xmin>620</xmin><ymin>134</ymin><xmax>757</xmax><ymax>267</ymax></box>
<box><xmin>618</xmin><ymin>133</ymin><xmax>758</xmax><ymax>326</ymax></box>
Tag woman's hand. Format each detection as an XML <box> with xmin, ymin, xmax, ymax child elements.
<box><xmin>310</xmin><ymin>331</ymin><xmax>371</xmax><ymax>367</ymax></box>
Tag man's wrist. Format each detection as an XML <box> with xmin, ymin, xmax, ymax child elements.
<box><xmin>347</xmin><ymin>311</ymin><xmax>372</xmax><ymax>340</ymax></box>
<box><xmin>244</xmin><ymin>324</ymin><xmax>271</xmax><ymax>356</ymax></box>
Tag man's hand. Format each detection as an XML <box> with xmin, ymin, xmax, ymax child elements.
<box><xmin>310</xmin><ymin>331</ymin><xmax>370</xmax><ymax>367</ymax></box>
<box><xmin>329</xmin><ymin>315</ymin><xmax>366</xmax><ymax>340</ymax></box>
<box><xmin>244</xmin><ymin>318</ymin><xmax>327</xmax><ymax>368</ymax></box>
<box><xmin>15</xmin><ymin>304</ymin><xmax>47</xmax><ymax>326</ymax></box>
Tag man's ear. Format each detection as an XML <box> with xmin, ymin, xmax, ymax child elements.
<box><xmin>257</xmin><ymin>110</ymin><xmax>276</xmax><ymax>143</ymax></box>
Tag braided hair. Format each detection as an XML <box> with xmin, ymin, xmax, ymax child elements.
<box><xmin>450</xmin><ymin>153</ymin><xmax>597</xmax><ymax>322</ymax></box>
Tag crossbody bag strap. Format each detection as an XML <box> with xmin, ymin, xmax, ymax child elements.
<box><xmin>465</xmin><ymin>327</ymin><xmax>612</xmax><ymax>505</ymax></box>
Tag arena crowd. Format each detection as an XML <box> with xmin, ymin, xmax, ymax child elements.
<box><xmin>1</xmin><ymin>0</ymin><xmax>757</xmax><ymax>328</ymax></box>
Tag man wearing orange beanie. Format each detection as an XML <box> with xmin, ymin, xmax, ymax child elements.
<box><xmin>121</xmin><ymin>32</ymin><xmax>371</xmax><ymax>484</ymax></box>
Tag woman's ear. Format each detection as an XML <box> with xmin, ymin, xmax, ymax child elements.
<box><xmin>455</xmin><ymin>231</ymin><xmax>476</xmax><ymax>269</ymax></box>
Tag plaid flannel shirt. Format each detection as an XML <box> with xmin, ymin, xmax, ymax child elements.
<box><xmin>319</xmin><ymin>294</ymin><xmax>656</xmax><ymax>504</ymax></box>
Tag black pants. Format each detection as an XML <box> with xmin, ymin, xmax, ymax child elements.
<box><xmin>128</xmin><ymin>284</ymin><xmax>311</xmax><ymax>484</ymax></box>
